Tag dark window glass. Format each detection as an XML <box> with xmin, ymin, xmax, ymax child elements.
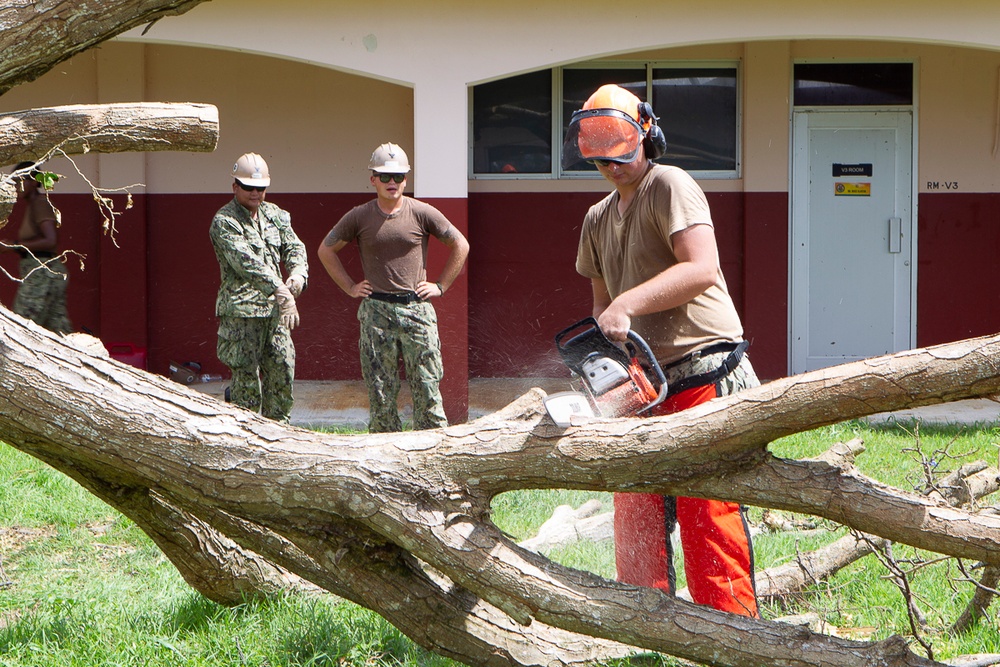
<box><xmin>794</xmin><ymin>63</ymin><xmax>913</xmax><ymax>106</ymax></box>
<box><xmin>652</xmin><ymin>67</ymin><xmax>737</xmax><ymax>172</ymax></box>
<box><xmin>472</xmin><ymin>70</ymin><xmax>552</xmax><ymax>174</ymax></box>
<box><xmin>563</xmin><ymin>68</ymin><xmax>647</xmax><ymax>172</ymax></box>
<box><xmin>470</xmin><ymin>64</ymin><xmax>741</xmax><ymax>177</ymax></box>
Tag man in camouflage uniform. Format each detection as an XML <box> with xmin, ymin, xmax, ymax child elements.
<box><xmin>210</xmin><ymin>153</ymin><xmax>308</xmax><ymax>423</ymax></box>
<box><xmin>317</xmin><ymin>143</ymin><xmax>469</xmax><ymax>432</ymax></box>
<box><xmin>5</xmin><ymin>161</ymin><xmax>73</xmax><ymax>334</ymax></box>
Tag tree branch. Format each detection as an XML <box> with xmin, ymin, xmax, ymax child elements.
<box><xmin>0</xmin><ymin>0</ymin><xmax>210</xmax><ymax>95</ymax></box>
<box><xmin>0</xmin><ymin>102</ymin><xmax>218</xmax><ymax>224</ymax></box>
<box><xmin>0</xmin><ymin>102</ymin><xmax>220</xmax><ymax>166</ymax></box>
<box><xmin>5</xmin><ymin>307</ymin><xmax>993</xmax><ymax>665</ymax></box>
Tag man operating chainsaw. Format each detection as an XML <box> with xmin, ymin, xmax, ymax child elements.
<box><xmin>563</xmin><ymin>84</ymin><xmax>760</xmax><ymax>617</ymax></box>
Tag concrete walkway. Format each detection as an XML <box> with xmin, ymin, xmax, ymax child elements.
<box><xmin>866</xmin><ymin>397</ymin><xmax>1000</xmax><ymax>426</ymax></box>
<box><xmin>192</xmin><ymin>379</ymin><xmax>1000</xmax><ymax>429</ymax></box>
<box><xmin>194</xmin><ymin>378</ymin><xmax>575</xmax><ymax>428</ymax></box>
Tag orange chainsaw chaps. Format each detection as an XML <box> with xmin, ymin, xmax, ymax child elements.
<box><xmin>613</xmin><ymin>382</ymin><xmax>759</xmax><ymax>617</ymax></box>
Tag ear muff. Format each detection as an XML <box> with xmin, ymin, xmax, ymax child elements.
<box><xmin>638</xmin><ymin>102</ymin><xmax>667</xmax><ymax>160</ymax></box>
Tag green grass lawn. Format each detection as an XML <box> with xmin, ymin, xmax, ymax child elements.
<box><xmin>1</xmin><ymin>419</ymin><xmax>998</xmax><ymax>665</ymax></box>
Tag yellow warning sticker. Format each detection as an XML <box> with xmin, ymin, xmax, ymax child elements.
<box><xmin>834</xmin><ymin>182</ymin><xmax>871</xmax><ymax>196</ymax></box>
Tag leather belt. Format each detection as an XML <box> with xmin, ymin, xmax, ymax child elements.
<box><xmin>368</xmin><ymin>291</ymin><xmax>422</xmax><ymax>304</ymax></box>
<box><xmin>662</xmin><ymin>340</ymin><xmax>745</xmax><ymax>370</ymax></box>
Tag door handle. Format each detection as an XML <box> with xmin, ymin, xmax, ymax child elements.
<box><xmin>888</xmin><ymin>217</ymin><xmax>902</xmax><ymax>253</ymax></box>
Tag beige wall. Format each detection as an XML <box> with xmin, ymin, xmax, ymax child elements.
<box><xmin>114</xmin><ymin>0</ymin><xmax>1000</xmax><ymax>198</ymax></box>
<box><xmin>789</xmin><ymin>40</ymin><xmax>1000</xmax><ymax>193</ymax></box>
<box><xmin>917</xmin><ymin>46</ymin><xmax>1000</xmax><ymax>192</ymax></box>
<box><xmin>0</xmin><ymin>42</ymin><xmax>413</xmax><ymax>196</ymax></box>
<box><xmin>5</xmin><ymin>26</ymin><xmax>1000</xmax><ymax>197</ymax></box>
<box><xmin>143</xmin><ymin>44</ymin><xmax>412</xmax><ymax>195</ymax></box>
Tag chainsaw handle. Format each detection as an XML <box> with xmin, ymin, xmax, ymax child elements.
<box><xmin>624</xmin><ymin>330</ymin><xmax>669</xmax><ymax>414</ymax></box>
<box><xmin>554</xmin><ymin>317</ymin><xmax>600</xmax><ymax>351</ymax></box>
<box><xmin>554</xmin><ymin>317</ymin><xmax>631</xmax><ymax>370</ymax></box>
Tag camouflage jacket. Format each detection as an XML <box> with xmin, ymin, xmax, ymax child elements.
<box><xmin>209</xmin><ymin>198</ymin><xmax>308</xmax><ymax>318</ymax></box>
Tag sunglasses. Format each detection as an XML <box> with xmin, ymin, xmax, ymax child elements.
<box><xmin>587</xmin><ymin>159</ymin><xmax>627</xmax><ymax>167</ymax></box>
<box><xmin>238</xmin><ymin>182</ymin><xmax>266</xmax><ymax>192</ymax></box>
<box><xmin>377</xmin><ymin>173</ymin><xmax>407</xmax><ymax>183</ymax></box>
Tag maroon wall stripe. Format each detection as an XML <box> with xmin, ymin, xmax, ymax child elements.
<box><xmin>742</xmin><ymin>192</ymin><xmax>789</xmax><ymax>380</ymax></box>
<box><xmin>3</xmin><ymin>190</ymin><xmax>994</xmax><ymax>408</ymax></box>
<box><xmin>917</xmin><ymin>192</ymin><xmax>1000</xmax><ymax>347</ymax></box>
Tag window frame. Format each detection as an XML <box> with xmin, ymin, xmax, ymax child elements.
<box><xmin>468</xmin><ymin>59</ymin><xmax>742</xmax><ymax>181</ymax></box>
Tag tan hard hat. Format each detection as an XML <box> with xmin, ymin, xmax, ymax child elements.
<box><xmin>368</xmin><ymin>143</ymin><xmax>410</xmax><ymax>173</ymax></box>
<box><xmin>232</xmin><ymin>153</ymin><xmax>271</xmax><ymax>187</ymax></box>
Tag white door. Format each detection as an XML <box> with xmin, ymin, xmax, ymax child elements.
<box><xmin>790</xmin><ymin>111</ymin><xmax>914</xmax><ymax>373</ymax></box>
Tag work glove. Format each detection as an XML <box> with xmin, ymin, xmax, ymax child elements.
<box><xmin>274</xmin><ymin>284</ymin><xmax>300</xmax><ymax>330</ymax></box>
<box><xmin>285</xmin><ymin>274</ymin><xmax>305</xmax><ymax>298</ymax></box>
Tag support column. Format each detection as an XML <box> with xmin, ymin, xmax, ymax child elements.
<box><xmin>742</xmin><ymin>41</ymin><xmax>791</xmax><ymax>380</ymax></box>
<box><xmin>413</xmin><ymin>80</ymin><xmax>469</xmax><ymax>422</ymax></box>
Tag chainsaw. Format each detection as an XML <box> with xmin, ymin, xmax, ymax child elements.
<box><xmin>543</xmin><ymin>317</ymin><xmax>668</xmax><ymax>427</ymax></box>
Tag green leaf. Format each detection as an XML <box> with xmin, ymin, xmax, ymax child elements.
<box><xmin>34</xmin><ymin>171</ymin><xmax>60</xmax><ymax>190</ymax></box>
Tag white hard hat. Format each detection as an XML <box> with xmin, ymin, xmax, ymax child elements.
<box><xmin>232</xmin><ymin>153</ymin><xmax>271</xmax><ymax>187</ymax></box>
<box><xmin>368</xmin><ymin>143</ymin><xmax>410</xmax><ymax>173</ymax></box>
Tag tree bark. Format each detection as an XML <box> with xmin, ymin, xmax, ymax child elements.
<box><xmin>0</xmin><ymin>0</ymin><xmax>210</xmax><ymax>96</ymax></box>
<box><xmin>4</xmin><ymin>310</ymin><xmax>999</xmax><ymax>667</ymax></box>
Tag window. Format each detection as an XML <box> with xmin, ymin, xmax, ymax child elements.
<box><xmin>794</xmin><ymin>63</ymin><xmax>913</xmax><ymax>106</ymax></box>
<box><xmin>471</xmin><ymin>62</ymin><xmax>740</xmax><ymax>178</ymax></box>
<box><xmin>471</xmin><ymin>70</ymin><xmax>552</xmax><ymax>175</ymax></box>
<box><xmin>652</xmin><ymin>68</ymin><xmax>738</xmax><ymax>172</ymax></box>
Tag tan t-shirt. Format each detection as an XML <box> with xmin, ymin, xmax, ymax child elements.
<box><xmin>576</xmin><ymin>164</ymin><xmax>743</xmax><ymax>364</ymax></box>
<box><xmin>327</xmin><ymin>197</ymin><xmax>454</xmax><ymax>293</ymax></box>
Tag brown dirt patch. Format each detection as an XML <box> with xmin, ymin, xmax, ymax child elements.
<box><xmin>0</xmin><ymin>525</ymin><xmax>57</xmax><ymax>554</ymax></box>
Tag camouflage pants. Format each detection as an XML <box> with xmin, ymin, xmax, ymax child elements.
<box><xmin>13</xmin><ymin>255</ymin><xmax>72</xmax><ymax>334</ymax></box>
<box><xmin>217</xmin><ymin>316</ymin><xmax>295</xmax><ymax>423</ymax></box>
<box><xmin>358</xmin><ymin>298</ymin><xmax>446</xmax><ymax>432</ymax></box>
<box><xmin>662</xmin><ymin>349</ymin><xmax>760</xmax><ymax>398</ymax></box>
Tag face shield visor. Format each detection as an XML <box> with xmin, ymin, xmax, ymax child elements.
<box><xmin>561</xmin><ymin>108</ymin><xmax>645</xmax><ymax>170</ymax></box>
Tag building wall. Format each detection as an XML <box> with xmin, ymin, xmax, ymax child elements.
<box><xmin>4</xmin><ymin>14</ymin><xmax>1000</xmax><ymax>420</ymax></box>
<box><xmin>119</xmin><ymin>0</ymin><xmax>1000</xmax><ymax>200</ymax></box>
<box><xmin>468</xmin><ymin>39</ymin><xmax>1000</xmax><ymax>379</ymax></box>
<box><xmin>0</xmin><ymin>43</ymin><xmax>471</xmax><ymax>421</ymax></box>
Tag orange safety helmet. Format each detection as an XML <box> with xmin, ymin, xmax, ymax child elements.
<box><xmin>562</xmin><ymin>84</ymin><xmax>666</xmax><ymax>170</ymax></box>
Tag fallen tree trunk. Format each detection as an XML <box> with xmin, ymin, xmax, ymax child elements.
<box><xmin>0</xmin><ymin>1</ymin><xmax>995</xmax><ymax>662</ymax></box>
<box><xmin>3</xmin><ymin>311</ymin><xmax>1000</xmax><ymax>666</ymax></box>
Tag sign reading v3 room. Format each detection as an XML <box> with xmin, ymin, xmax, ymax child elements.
<box><xmin>790</xmin><ymin>110</ymin><xmax>914</xmax><ymax>373</ymax></box>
